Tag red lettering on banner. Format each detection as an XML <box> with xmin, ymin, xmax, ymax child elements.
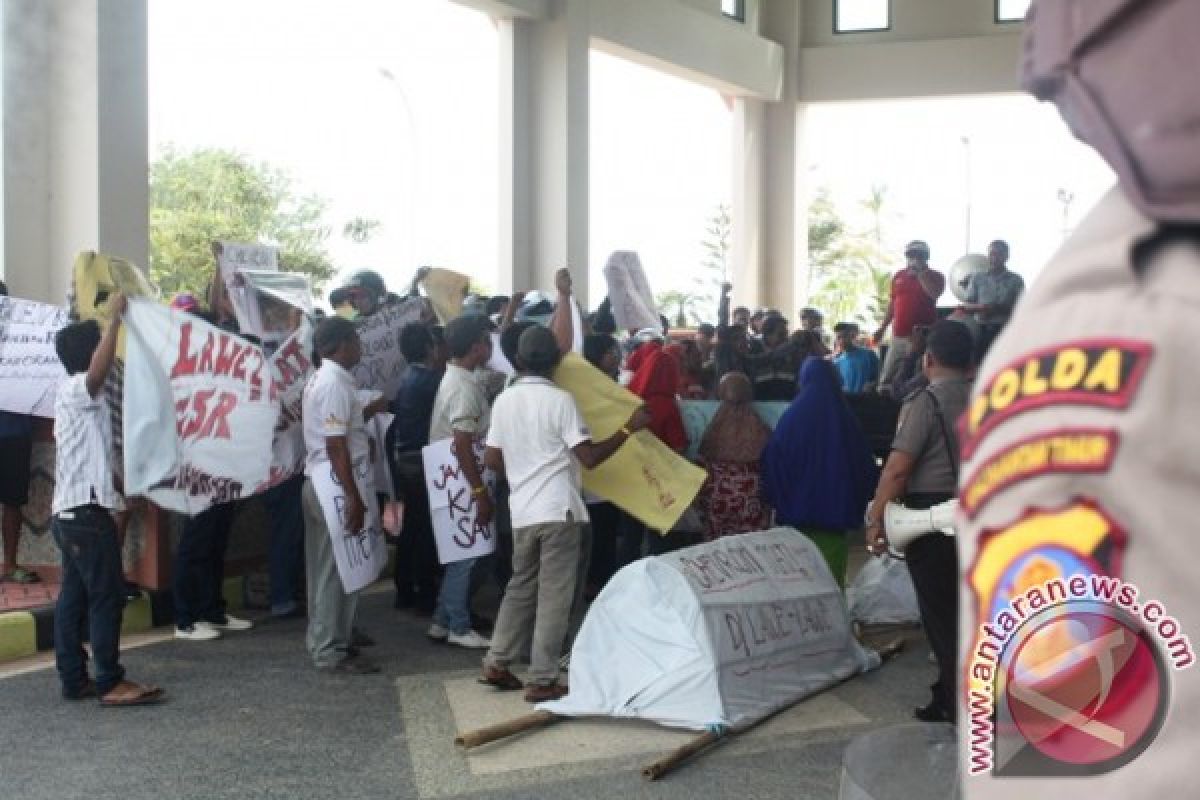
<box><xmin>213</xmin><ymin>336</ymin><xmax>243</xmax><ymax>378</ymax></box>
<box><xmin>171</xmin><ymin>322</ymin><xmax>198</xmax><ymax>378</ymax></box>
<box><xmin>177</xmin><ymin>388</ymin><xmax>238</xmax><ymax>442</ymax></box>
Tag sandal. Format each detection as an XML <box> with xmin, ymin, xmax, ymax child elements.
<box><xmin>478</xmin><ymin>665</ymin><xmax>523</xmax><ymax>691</ymax></box>
<box><xmin>99</xmin><ymin>680</ymin><xmax>165</xmax><ymax>707</ymax></box>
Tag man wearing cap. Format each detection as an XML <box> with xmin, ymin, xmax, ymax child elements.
<box><xmin>875</xmin><ymin>240</ymin><xmax>945</xmax><ymax>390</ymax></box>
<box><xmin>479</xmin><ymin>326</ymin><xmax>650</xmax><ymax>701</ymax></box>
<box><xmin>958</xmin><ymin>2</ymin><xmax>1200</xmax><ymax>796</ymax></box>
<box><xmin>301</xmin><ymin>317</ymin><xmax>388</xmax><ymax>674</ymax></box>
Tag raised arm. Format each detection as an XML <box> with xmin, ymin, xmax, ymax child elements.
<box><xmin>548</xmin><ymin>268</ymin><xmax>575</xmax><ymax>355</ymax></box>
<box><xmin>86</xmin><ymin>294</ymin><xmax>126</xmax><ymax>398</ymax></box>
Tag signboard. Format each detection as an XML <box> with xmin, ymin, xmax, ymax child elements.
<box><xmin>238</xmin><ymin>269</ymin><xmax>313</xmax><ymax>345</ymax></box>
<box><xmin>0</xmin><ymin>296</ymin><xmax>69</xmax><ymax>417</ymax></box>
<box><xmin>122</xmin><ymin>299</ymin><xmax>278</xmax><ymax>514</ymax></box>
<box><xmin>421</xmin><ymin>268</ymin><xmax>470</xmax><ymax>325</ymax></box>
<box><xmin>602</xmin><ymin>251</ymin><xmax>659</xmax><ymax>332</ymax></box>
<box><xmin>309</xmin><ymin>453</ymin><xmax>388</xmax><ymax>593</ymax></box>
<box><xmin>421</xmin><ymin>437</ymin><xmax>498</xmax><ymax>564</ymax></box>
<box><xmin>351</xmin><ymin>299</ymin><xmax>426</xmax><ymax>398</ymax></box>
<box><xmin>214</xmin><ymin>241</ymin><xmax>284</xmax><ymax>342</ymax></box>
<box><xmin>543</xmin><ymin>529</ymin><xmax>880</xmax><ymax>730</ymax></box>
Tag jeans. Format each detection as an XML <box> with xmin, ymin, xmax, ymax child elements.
<box><xmin>434</xmin><ymin>557</ymin><xmax>476</xmax><ymax>635</ymax></box>
<box><xmin>173</xmin><ymin>502</ymin><xmax>236</xmax><ymax>629</ymax></box>
<box><xmin>52</xmin><ymin>506</ymin><xmax>126</xmax><ymax>697</ymax></box>
<box><xmin>263</xmin><ymin>476</ymin><xmax>305</xmax><ymax>615</ymax></box>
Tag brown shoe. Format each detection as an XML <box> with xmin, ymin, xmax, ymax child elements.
<box><xmin>523</xmin><ymin>683</ymin><xmax>568</xmax><ymax>703</ymax></box>
<box><xmin>479</xmin><ymin>665</ymin><xmax>523</xmax><ymax>691</ymax></box>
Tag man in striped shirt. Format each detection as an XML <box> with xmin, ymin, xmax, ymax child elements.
<box><xmin>51</xmin><ymin>294</ymin><xmax>163</xmax><ymax>706</ymax></box>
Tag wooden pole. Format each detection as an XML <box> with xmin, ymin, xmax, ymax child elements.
<box><xmin>454</xmin><ymin>710</ymin><xmax>562</xmax><ymax>750</ymax></box>
<box><xmin>641</xmin><ymin>730</ymin><xmax>723</xmax><ymax>781</ymax></box>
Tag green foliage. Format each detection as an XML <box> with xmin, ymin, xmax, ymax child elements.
<box><xmin>806</xmin><ymin>185</ymin><xmax>892</xmax><ymax>328</ymax></box>
<box><xmin>655</xmin><ymin>289</ymin><xmax>700</xmax><ymax>329</ymax></box>
<box><xmin>149</xmin><ymin>146</ymin><xmax>337</xmax><ymax>296</ymax></box>
<box><xmin>695</xmin><ymin>203</ymin><xmax>732</xmax><ymax>315</ymax></box>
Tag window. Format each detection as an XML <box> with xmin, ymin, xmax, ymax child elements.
<box><xmin>996</xmin><ymin>0</ymin><xmax>1032</xmax><ymax>23</ymax></box>
<box><xmin>835</xmin><ymin>0</ymin><xmax>890</xmax><ymax>34</ymax></box>
<box><xmin>721</xmin><ymin>0</ymin><xmax>744</xmax><ymax>22</ymax></box>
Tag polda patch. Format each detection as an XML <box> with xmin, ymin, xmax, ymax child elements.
<box><xmin>961</xmin><ymin>429</ymin><xmax>1119</xmax><ymax>519</ymax></box>
<box><xmin>960</xmin><ymin>340</ymin><xmax>1152</xmax><ymax>459</ymax></box>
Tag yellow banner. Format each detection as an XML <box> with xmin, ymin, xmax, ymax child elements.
<box><xmin>72</xmin><ymin>251</ymin><xmax>160</xmax><ymax>353</ymax></box>
<box><xmin>421</xmin><ymin>268</ymin><xmax>469</xmax><ymax>325</ymax></box>
<box><xmin>553</xmin><ymin>353</ymin><xmax>707</xmax><ymax>533</ymax></box>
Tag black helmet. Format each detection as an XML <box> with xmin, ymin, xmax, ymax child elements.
<box><xmin>343</xmin><ymin>269</ymin><xmax>387</xmax><ymax>300</ymax></box>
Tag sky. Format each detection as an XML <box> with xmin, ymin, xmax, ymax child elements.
<box><xmin>149</xmin><ymin>0</ymin><xmax>1113</xmax><ymax>310</ymax></box>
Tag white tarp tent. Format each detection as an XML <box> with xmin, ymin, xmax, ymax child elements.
<box><xmin>543</xmin><ymin>528</ymin><xmax>881</xmax><ymax>731</ymax></box>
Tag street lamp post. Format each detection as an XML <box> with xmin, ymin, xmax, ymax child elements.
<box><xmin>961</xmin><ymin>135</ymin><xmax>972</xmax><ymax>254</ymax></box>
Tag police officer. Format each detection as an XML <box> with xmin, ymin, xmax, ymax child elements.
<box><xmin>958</xmin><ymin>1</ymin><xmax>1200</xmax><ymax>794</ymax></box>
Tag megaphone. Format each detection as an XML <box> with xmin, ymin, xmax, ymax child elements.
<box><xmin>884</xmin><ymin>499</ymin><xmax>958</xmax><ymax>554</ymax></box>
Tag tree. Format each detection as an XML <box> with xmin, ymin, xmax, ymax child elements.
<box><xmin>655</xmin><ymin>289</ymin><xmax>700</xmax><ymax>329</ymax></box>
<box><xmin>149</xmin><ymin>146</ymin><xmax>337</xmax><ymax>296</ymax></box>
<box><xmin>695</xmin><ymin>203</ymin><xmax>732</xmax><ymax>314</ymax></box>
<box><xmin>806</xmin><ymin>185</ymin><xmax>894</xmax><ymax>329</ymax></box>
<box><xmin>342</xmin><ymin>217</ymin><xmax>381</xmax><ymax>245</ymax></box>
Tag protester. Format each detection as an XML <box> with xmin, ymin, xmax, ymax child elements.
<box><xmin>480</xmin><ymin>325</ymin><xmax>650</xmax><ymax>701</ymax></box>
<box><xmin>833</xmin><ymin>322</ymin><xmax>881</xmax><ymax>394</ymax></box>
<box><xmin>866</xmin><ymin>320</ymin><xmax>972</xmax><ymax>723</ymax></box>
<box><xmin>885</xmin><ymin>323</ymin><xmax>930</xmax><ymax>399</ymax></box>
<box><xmin>627</xmin><ymin>338</ymin><xmax>688</xmax><ymax>454</ymax></box>
<box><xmin>389</xmin><ymin>323</ymin><xmax>447</xmax><ymax>613</ymax></box>
<box><xmin>50</xmin><ymin>295</ymin><xmax>164</xmax><ymax>705</ymax></box>
<box><xmin>667</xmin><ymin>340</ymin><xmax>709</xmax><ymax>399</ymax></box>
<box><xmin>874</xmin><ymin>240</ymin><xmax>945</xmax><ymax>388</ymax></box>
<box><xmin>696</xmin><ymin>373</ymin><xmax>773</xmax><ymax>541</ymax></box>
<box><xmin>426</xmin><ymin>314</ymin><xmax>494</xmax><ymax>649</ymax></box>
<box><xmin>342</xmin><ymin>269</ymin><xmax>389</xmax><ymax>317</ymax></box>
<box><xmin>0</xmin><ymin>409</ymin><xmax>35</xmax><ymax>583</ymax></box>
<box><xmin>172</xmin><ymin>500</ymin><xmax>252</xmax><ymax>641</ymax></box>
<box><xmin>694</xmin><ymin>323</ymin><xmax>716</xmax><ymax>365</ymax></box>
<box><xmin>960</xmin><ymin>239</ymin><xmax>1025</xmax><ymax>362</ymax></box>
<box><xmin>761</xmin><ymin>357</ymin><xmax>879</xmax><ymax>586</ymax></box>
<box><xmin>301</xmin><ymin>317</ymin><xmax>388</xmax><ymax>674</ymax></box>
<box><xmin>581</xmin><ymin>333</ymin><xmax>626</xmax><ymax>593</ymax></box>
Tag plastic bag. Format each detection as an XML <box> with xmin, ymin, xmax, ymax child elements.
<box><xmin>846</xmin><ymin>554</ymin><xmax>920</xmax><ymax>626</ymax></box>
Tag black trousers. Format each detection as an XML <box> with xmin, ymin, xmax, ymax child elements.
<box><xmin>904</xmin><ymin>491</ymin><xmax>959</xmax><ymax>717</ymax></box>
<box><xmin>392</xmin><ymin>453</ymin><xmax>440</xmax><ymax>611</ymax></box>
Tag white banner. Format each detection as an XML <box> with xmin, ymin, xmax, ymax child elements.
<box><xmin>421</xmin><ymin>437</ymin><xmax>497</xmax><ymax>564</ymax></box>
<box><xmin>602</xmin><ymin>251</ymin><xmax>659</xmax><ymax>333</ymax></box>
<box><xmin>215</xmin><ymin>241</ymin><xmax>279</xmax><ymax>341</ymax></box>
<box><xmin>351</xmin><ymin>299</ymin><xmax>426</xmax><ymax>398</ymax></box>
<box><xmin>309</xmin><ymin>454</ymin><xmax>388</xmax><ymax>593</ymax></box>
<box><xmin>544</xmin><ymin>529</ymin><xmax>880</xmax><ymax>730</ymax></box>
<box><xmin>123</xmin><ymin>299</ymin><xmax>278</xmax><ymax>514</ymax></box>
<box><xmin>263</xmin><ymin>321</ymin><xmax>314</xmax><ymax>488</ymax></box>
<box><xmin>239</xmin><ymin>269</ymin><xmax>313</xmax><ymax>345</ymax></box>
<box><xmin>0</xmin><ymin>296</ymin><xmax>68</xmax><ymax>417</ymax></box>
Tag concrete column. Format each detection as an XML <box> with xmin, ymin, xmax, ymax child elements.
<box><xmin>2</xmin><ymin>0</ymin><xmax>147</xmax><ymax>304</ymax></box>
<box><xmin>731</xmin><ymin>0</ymin><xmax>805</xmax><ymax>316</ymax></box>
<box><xmin>497</xmin><ymin>0</ymin><xmax>590</xmax><ymax>307</ymax></box>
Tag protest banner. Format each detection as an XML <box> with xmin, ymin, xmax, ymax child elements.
<box><xmin>0</xmin><ymin>296</ymin><xmax>69</xmax><ymax>417</ymax></box>
<box><xmin>122</xmin><ymin>299</ymin><xmax>280</xmax><ymax>514</ymax></box>
<box><xmin>602</xmin><ymin>251</ymin><xmax>659</xmax><ymax>333</ymax></box>
<box><xmin>421</xmin><ymin>437</ymin><xmax>498</xmax><ymax>564</ymax></box>
<box><xmin>71</xmin><ymin>251</ymin><xmax>160</xmax><ymax>326</ymax></box>
<box><xmin>309</xmin><ymin>451</ymin><xmax>388</xmax><ymax>593</ymax></box>
<box><xmin>238</xmin><ymin>269</ymin><xmax>313</xmax><ymax>345</ymax></box>
<box><xmin>262</xmin><ymin>320</ymin><xmax>315</xmax><ymax>488</ymax></box>
<box><xmin>678</xmin><ymin>401</ymin><xmax>789</xmax><ymax>461</ymax></box>
<box><xmin>553</xmin><ymin>353</ymin><xmax>706</xmax><ymax>532</ymax></box>
<box><xmin>543</xmin><ymin>528</ymin><xmax>880</xmax><ymax>730</ymax></box>
<box><xmin>351</xmin><ymin>298</ymin><xmax>426</xmax><ymax>398</ymax></box>
<box><xmin>213</xmin><ymin>241</ymin><xmax>284</xmax><ymax>342</ymax></box>
<box><xmin>421</xmin><ymin>268</ymin><xmax>469</xmax><ymax>324</ymax></box>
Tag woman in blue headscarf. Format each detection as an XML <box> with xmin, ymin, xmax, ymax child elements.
<box><xmin>761</xmin><ymin>356</ymin><xmax>879</xmax><ymax>586</ymax></box>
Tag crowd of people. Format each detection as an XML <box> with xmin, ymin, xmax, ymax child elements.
<box><xmin>8</xmin><ymin>234</ymin><xmax>1024</xmax><ymax>715</ymax></box>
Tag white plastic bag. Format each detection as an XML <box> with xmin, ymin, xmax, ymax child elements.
<box><xmin>846</xmin><ymin>555</ymin><xmax>920</xmax><ymax>626</ymax></box>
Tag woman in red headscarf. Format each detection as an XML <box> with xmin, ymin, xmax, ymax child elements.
<box><xmin>627</xmin><ymin>340</ymin><xmax>688</xmax><ymax>453</ymax></box>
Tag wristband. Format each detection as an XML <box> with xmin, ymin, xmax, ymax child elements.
<box><xmin>471</xmin><ymin>485</ymin><xmax>488</xmax><ymax>497</ymax></box>
<box><xmin>620</xmin><ymin>426</ymin><xmax>633</xmax><ymax>437</ymax></box>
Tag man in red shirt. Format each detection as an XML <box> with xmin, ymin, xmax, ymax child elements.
<box><xmin>874</xmin><ymin>240</ymin><xmax>945</xmax><ymax>391</ymax></box>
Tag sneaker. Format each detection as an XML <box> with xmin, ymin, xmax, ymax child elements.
<box><xmin>209</xmin><ymin>615</ymin><xmax>253</xmax><ymax>632</ymax></box>
<box><xmin>447</xmin><ymin>630</ymin><xmax>490</xmax><ymax>649</ymax></box>
<box><xmin>426</xmin><ymin>623</ymin><xmax>448</xmax><ymax>643</ymax></box>
<box><xmin>175</xmin><ymin>624</ymin><xmax>221</xmax><ymax>641</ymax></box>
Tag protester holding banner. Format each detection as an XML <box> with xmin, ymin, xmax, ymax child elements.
<box><xmin>426</xmin><ymin>315</ymin><xmax>495</xmax><ymax>650</ymax></box>
<box><xmin>389</xmin><ymin>322</ymin><xmax>447</xmax><ymax>614</ymax></box>
<box><xmin>50</xmin><ymin>294</ymin><xmax>164</xmax><ymax>706</ymax></box>
<box><xmin>480</xmin><ymin>325</ymin><xmax>651</xmax><ymax>702</ymax></box>
<box><xmin>301</xmin><ymin>317</ymin><xmax>389</xmax><ymax>674</ymax></box>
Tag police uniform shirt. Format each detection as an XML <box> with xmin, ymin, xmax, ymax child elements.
<box><xmin>891</xmin><ymin>377</ymin><xmax>971</xmax><ymax>495</ymax></box>
<box><xmin>957</xmin><ymin>188</ymin><xmax>1200</xmax><ymax>797</ymax></box>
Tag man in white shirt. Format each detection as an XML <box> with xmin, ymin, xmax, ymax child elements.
<box><xmin>302</xmin><ymin>317</ymin><xmax>387</xmax><ymax>674</ymax></box>
<box><xmin>426</xmin><ymin>315</ymin><xmax>495</xmax><ymax>649</ymax></box>
<box><xmin>480</xmin><ymin>326</ymin><xmax>649</xmax><ymax>702</ymax></box>
<box><xmin>51</xmin><ymin>294</ymin><xmax>164</xmax><ymax>706</ymax></box>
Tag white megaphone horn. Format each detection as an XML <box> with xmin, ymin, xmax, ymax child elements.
<box><xmin>884</xmin><ymin>499</ymin><xmax>958</xmax><ymax>555</ymax></box>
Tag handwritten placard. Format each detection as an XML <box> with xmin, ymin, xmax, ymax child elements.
<box><xmin>421</xmin><ymin>437</ymin><xmax>497</xmax><ymax>564</ymax></box>
<box><xmin>214</xmin><ymin>241</ymin><xmax>279</xmax><ymax>341</ymax></box>
<box><xmin>351</xmin><ymin>299</ymin><xmax>426</xmax><ymax>399</ymax></box>
<box><xmin>309</xmin><ymin>453</ymin><xmax>388</xmax><ymax>593</ymax></box>
<box><xmin>0</xmin><ymin>296</ymin><xmax>69</xmax><ymax>417</ymax></box>
<box><xmin>602</xmin><ymin>251</ymin><xmax>659</xmax><ymax>332</ymax></box>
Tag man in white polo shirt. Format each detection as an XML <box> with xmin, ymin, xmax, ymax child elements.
<box><xmin>480</xmin><ymin>326</ymin><xmax>649</xmax><ymax>702</ymax></box>
<box><xmin>302</xmin><ymin>317</ymin><xmax>387</xmax><ymax>674</ymax></box>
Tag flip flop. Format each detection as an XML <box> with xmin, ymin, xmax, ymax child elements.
<box><xmin>99</xmin><ymin>681</ymin><xmax>165</xmax><ymax>707</ymax></box>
